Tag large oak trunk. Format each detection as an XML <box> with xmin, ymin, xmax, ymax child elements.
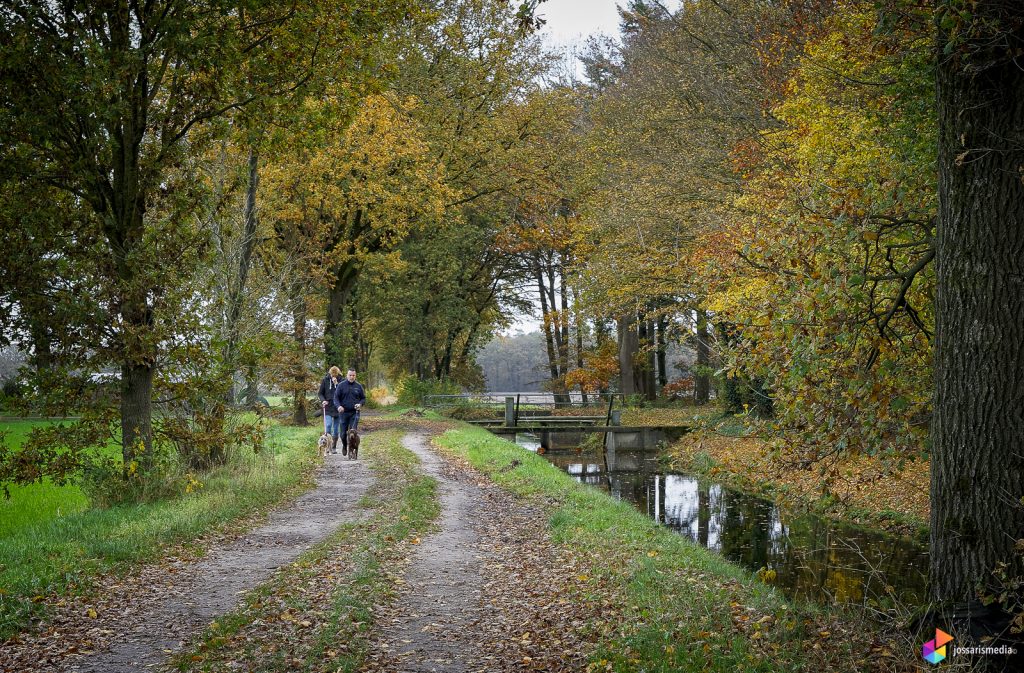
<box><xmin>325</xmin><ymin>258</ymin><xmax>358</xmax><ymax>370</ymax></box>
<box><xmin>931</xmin><ymin>3</ymin><xmax>1024</xmax><ymax>605</ymax></box>
<box><xmin>120</xmin><ymin>360</ymin><xmax>154</xmax><ymax>472</ymax></box>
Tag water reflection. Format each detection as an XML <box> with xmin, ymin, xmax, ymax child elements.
<box><xmin>535</xmin><ymin>443</ymin><xmax>928</xmax><ymax>606</ymax></box>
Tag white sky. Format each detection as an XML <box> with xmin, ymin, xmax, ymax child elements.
<box><xmin>536</xmin><ymin>0</ymin><xmax>625</xmax><ymax>52</ymax></box>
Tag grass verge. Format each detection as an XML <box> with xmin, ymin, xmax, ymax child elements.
<box><xmin>0</xmin><ymin>419</ymin><xmax>320</xmax><ymax>640</ymax></box>
<box><xmin>433</xmin><ymin>424</ymin><xmax>876</xmax><ymax>673</ymax></box>
<box><xmin>172</xmin><ymin>428</ymin><xmax>439</xmax><ymax>672</ymax></box>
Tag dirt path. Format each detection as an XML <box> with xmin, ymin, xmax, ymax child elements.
<box><xmin>1</xmin><ymin>454</ymin><xmax>373</xmax><ymax>673</ymax></box>
<box><xmin>363</xmin><ymin>434</ymin><xmax>594</xmax><ymax>673</ymax></box>
<box><xmin>369</xmin><ymin>434</ymin><xmax>486</xmax><ymax>672</ymax></box>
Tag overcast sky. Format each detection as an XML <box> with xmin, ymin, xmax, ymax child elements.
<box><xmin>536</xmin><ymin>0</ymin><xmax>625</xmax><ymax>51</ymax></box>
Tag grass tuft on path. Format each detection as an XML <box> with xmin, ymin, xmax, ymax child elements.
<box><xmin>434</xmin><ymin>424</ymin><xmax>866</xmax><ymax>673</ymax></box>
<box><xmin>0</xmin><ymin>420</ymin><xmax>319</xmax><ymax>640</ymax></box>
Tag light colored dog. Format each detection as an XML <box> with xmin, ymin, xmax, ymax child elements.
<box><xmin>318</xmin><ymin>431</ymin><xmax>333</xmax><ymax>458</ymax></box>
<box><xmin>318</xmin><ymin>413</ymin><xmax>334</xmax><ymax>458</ymax></box>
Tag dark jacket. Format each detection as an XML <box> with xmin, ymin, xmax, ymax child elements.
<box><xmin>318</xmin><ymin>375</ymin><xmax>341</xmax><ymax>417</ymax></box>
<box><xmin>333</xmin><ymin>378</ymin><xmax>366</xmax><ymax>413</ymax></box>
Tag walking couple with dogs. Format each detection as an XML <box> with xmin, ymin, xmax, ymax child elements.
<box><xmin>318</xmin><ymin>367</ymin><xmax>365</xmax><ymax>458</ymax></box>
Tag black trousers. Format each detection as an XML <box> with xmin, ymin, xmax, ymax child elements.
<box><xmin>339</xmin><ymin>411</ymin><xmax>359</xmax><ymax>450</ymax></box>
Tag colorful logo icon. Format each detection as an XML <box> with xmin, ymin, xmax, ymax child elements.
<box><xmin>922</xmin><ymin>628</ymin><xmax>954</xmax><ymax>664</ymax></box>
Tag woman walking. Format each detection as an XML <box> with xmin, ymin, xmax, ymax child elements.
<box><xmin>318</xmin><ymin>366</ymin><xmax>343</xmax><ymax>454</ymax></box>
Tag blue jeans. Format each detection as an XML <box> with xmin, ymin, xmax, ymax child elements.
<box><xmin>325</xmin><ymin>413</ymin><xmax>341</xmax><ymax>441</ymax></box>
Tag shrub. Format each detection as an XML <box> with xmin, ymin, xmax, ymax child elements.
<box><xmin>661</xmin><ymin>377</ymin><xmax>695</xmax><ymax>401</ymax></box>
<box><xmin>394</xmin><ymin>376</ymin><xmax>460</xmax><ymax>407</ymax></box>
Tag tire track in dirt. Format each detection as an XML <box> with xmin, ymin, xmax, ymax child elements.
<box><xmin>365</xmin><ymin>433</ymin><xmax>595</xmax><ymax>673</ymax></box>
<box><xmin>368</xmin><ymin>433</ymin><xmax>486</xmax><ymax>673</ymax></box>
<box><xmin>2</xmin><ymin>454</ymin><xmax>373</xmax><ymax>673</ymax></box>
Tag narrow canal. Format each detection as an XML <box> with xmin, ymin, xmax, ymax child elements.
<box><xmin>515</xmin><ymin>433</ymin><xmax>929</xmax><ymax>607</ymax></box>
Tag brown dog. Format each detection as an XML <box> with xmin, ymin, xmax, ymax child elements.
<box><xmin>346</xmin><ymin>428</ymin><xmax>360</xmax><ymax>459</ymax></box>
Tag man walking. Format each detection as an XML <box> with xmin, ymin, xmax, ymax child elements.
<box><xmin>333</xmin><ymin>368</ymin><xmax>366</xmax><ymax>456</ymax></box>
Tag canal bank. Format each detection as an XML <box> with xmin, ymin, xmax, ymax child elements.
<box><xmin>523</xmin><ymin>440</ymin><xmax>928</xmax><ymax>609</ymax></box>
<box><xmin>433</xmin><ymin>422</ymin><xmax>919</xmax><ymax>673</ymax></box>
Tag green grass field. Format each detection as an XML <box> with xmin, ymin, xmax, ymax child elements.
<box><xmin>0</xmin><ymin>420</ymin><xmax>101</xmax><ymax>538</ymax></box>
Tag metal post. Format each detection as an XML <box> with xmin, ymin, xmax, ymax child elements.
<box><xmin>505</xmin><ymin>396</ymin><xmax>515</xmax><ymax>426</ymax></box>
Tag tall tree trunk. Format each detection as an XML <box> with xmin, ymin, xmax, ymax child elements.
<box><xmin>595</xmin><ymin>319</ymin><xmax>611</xmax><ymax>395</ymax></box>
<box><xmin>119</xmin><ymin>288</ymin><xmax>156</xmax><ymax>470</ymax></box>
<box><xmin>695</xmin><ymin>309</ymin><xmax>711</xmax><ymax>405</ymax></box>
<box><xmin>931</xmin><ymin>3</ymin><xmax>1024</xmax><ymax>605</ymax></box>
<box><xmin>243</xmin><ymin>363</ymin><xmax>259</xmax><ymax>408</ymax></box>
<box><xmin>325</xmin><ymin>208</ymin><xmax>363</xmax><ymax>370</ymax></box>
<box><xmin>554</xmin><ymin>265</ymin><xmax>571</xmax><ymax>406</ymax></box>
<box><xmin>637</xmin><ymin>316</ymin><xmax>656</xmax><ymax>400</ymax></box>
<box><xmin>536</xmin><ymin>264</ymin><xmax>561</xmax><ymax>388</ymax></box>
<box><xmin>717</xmin><ymin>322</ymin><xmax>741</xmax><ymax>413</ymax></box>
<box><xmin>618</xmin><ymin>315</ymin><xmax>639</xmax><ymax>396</ymax></box>
<box><xmin>223</xmin><ymin>147</ymin><xmax>261</xmax><ymax>405</ymax></box>
<box><xmin>656</xmin><ymin>315</ymin><xmax>668</xmax><ymax>391</ymax></box>
<box><xmin>573</xmin><ymin>289</ymin><xmax>587</xmax><ymax>405</ymax></box>
<box><xmin>325</xmin><ymin>257</ymin><xmax>358</xmax><ymax>371</ymax></box>
<box><xmin>29</xmin><ymin>321</ymin><xmax>53</xmax><ymax>374</ymax></box>
<box><xmin>289</xmin><ymin>280</ymin><xmax>308</xmax><ymax>426</ymax></box>
<box><xmin>120</xmin><ymin>358</ymin><xmax>154</xmax><ymax>472</ymax></box>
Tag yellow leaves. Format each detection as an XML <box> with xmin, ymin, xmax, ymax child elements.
<box><xmin>184</xmin><ymin>473</ymin><xmax>204</xmax><ymax>494</ymax></box>
<box><xmin>262</xmin><ymin>92</ymin><xmax>455</xmax><ymax>261</ymax></box>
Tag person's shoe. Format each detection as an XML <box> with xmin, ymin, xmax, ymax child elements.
<box><xmin>341</xmin><ymin>447</ymin><xmax>347</xmax><ymax>457</ymax></box>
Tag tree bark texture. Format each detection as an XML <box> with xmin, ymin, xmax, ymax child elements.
<box><xmin>695</xmin><ymin>309</ymin><xmax>711</xmax><ymax>405</ymax></box>
<box><xmin>290</xmin><ymin>280</ymin><xmax>308</xmax><ymax>426</ymax></box>
<box><xmin>618</xmin><ymin>316</ymin><xmax>639</xmax><ymax>396</ymax></box>
<box><xmin>223</xmin><ymin>147</ymin><xmax>260</xmax><ymax>404</ymax></box>
<box><xmin>325</xmin><ymin>257</ymin><xmax>358</xmax><ymax>371</ymax></box>
<box><xmin>931</xmin><ymin>2</ymin><xmax>1024</xmax><ymax>604</ymax></box>
<box><xmin>656</xmin><ymin>315</ymin><xmax>668</xmax><ymax>391</ymax></box>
